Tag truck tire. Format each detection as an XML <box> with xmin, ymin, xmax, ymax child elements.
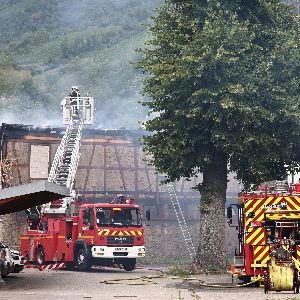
<box><xmin>1</xmin><ymin>265</ymin><xmax>8</xmax><ymax>278</ymax></box>
<box><xmin>37</xmin><ymin>247</ymin><xmax>45</xmax><ymax>266</ymax></box>
<box><xmin>76</xmin><ymin>248</ymin><xmax>91</xmax><ymax>271</ymax></box>
<box><xmin>65</xmin><ymin>262</ymin><xmax>75</xmax><ymax>270</ymax></box>
<box><xmin>122</xmin><ymin>259</ymin><xmax>136</xmax><ymax>272</ymax></box>
<box><xmin>0</xmin><ymin>259</ymin><xmax>7</xmax><ymax>279</ymax></box>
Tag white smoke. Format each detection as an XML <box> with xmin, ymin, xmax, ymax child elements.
<box><xmin>0</xmin><ymin>0</ymin><xmax>161</xmax><ymax>129</ymax></box>
<box><xmin>0</xmin><ymin>110</ymin><xmax>61</xmax><ymax>127</ymax></box>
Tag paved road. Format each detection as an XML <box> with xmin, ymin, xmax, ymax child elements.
<box><xmin>0</xmin><ymin>266</ymin><xmax>299</xmax><ymax>300</ymax></box>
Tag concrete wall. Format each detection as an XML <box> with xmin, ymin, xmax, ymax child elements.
<box><xmin>143</xmin><ymin>221</ymin><xmax>238</xmax><ymax>264</ymax></box>
<box><xmin>0</xmin><ymin>214</ymin><xmax>26</xmax><ymax>250</ymax></box>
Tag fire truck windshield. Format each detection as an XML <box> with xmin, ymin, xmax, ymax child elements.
<box><xmin>96</xmin><ymin>208</ymin><xmax>142</xmax><ymax>227</ymax></box>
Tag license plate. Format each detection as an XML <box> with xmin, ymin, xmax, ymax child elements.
<box><xmin>114</xmin><ymin>247</ymin><xmax>127</xmax><ymax>251</ymax></box>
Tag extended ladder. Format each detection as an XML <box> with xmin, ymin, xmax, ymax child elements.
<box><xmin>48</xmin><ymin>118</ymin><xmax>83</xmax><ymax>190</ymax></box>
<box><xmin>167</xmin><ymin>183</ymin><xmax>196</xmax><ymax>260</ymax></box>
<box><xmin>45</xmin><ymin>96</ymin><xmax>94</xmax><ymax>214</ymax></box>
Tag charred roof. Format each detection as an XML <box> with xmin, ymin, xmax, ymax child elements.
<box><xmin>0</xmin><ymin>123</ymin><xmax>146</xmax><ymax>144</ymax></box>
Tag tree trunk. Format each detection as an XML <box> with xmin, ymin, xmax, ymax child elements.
<box><xmin>195</xmin><ymin>150</ymin><xmax>228</xmax><ymax>272</ymax></box>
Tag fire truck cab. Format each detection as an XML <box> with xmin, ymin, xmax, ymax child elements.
<box><xmin>21</xmin><ymin>196</ymin><xmax>145</xmax><ymax>271</ymax></box>
<box><xmin>228</xmin><ymin>180</ymin><xmax>300</xmax><ymax>284</ymax></box>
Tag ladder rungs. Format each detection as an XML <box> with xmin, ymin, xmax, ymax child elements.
<box><xmin>168</xmin><ymin>185</ymin><xmax>196</xmax><ymax>256</ymax></box>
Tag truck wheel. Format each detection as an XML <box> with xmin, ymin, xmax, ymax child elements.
<box><xmin>122</xmin><ymin>259</ymin><xmax>136</xmax><ymax>272</ymax></box>
<box><xmin>65</xmin><ymin>262</ymin><xmax>75</xmax><ymax>270</ymax></box>
<box><xmin>1</xmin><ymin>261</ymin><xmax>8</xmax><ymax>278</ymax></box>
<box><xmin>76</xmin><ymin>248</ymin><xmax>91</xmax><ymax>271</ymax></box>
<box><xmin>37</xmin><ymin>247</ymin><xmax>45</xmax><ymax>266</ymax></box>
<box><xmin>12</xmin><ymin>265</ymin><xmax>22</xmax><ymax>273</ymax></box>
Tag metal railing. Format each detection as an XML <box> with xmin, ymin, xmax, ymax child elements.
<box><xmin>48</xmin><ymin>118</ymin><xmax>83</xmax><ymax>191</ymax></box>
<box><xmin>45</xmin><ymin>95</ymin><xmax>94</xmax><ymax>215</ymax></box>
<box><xmin>61</xmin><ymin>96</ymin><xmax>94</xmax><ymax>125</ymax></box>
<box><xmin>65</xmin><ymin>119</ymin><xmax>83</xmax><ymax>189</ymax></box>
<box><xmin>48</xmin><ymin>124</ymin><xmax>72</xmax><ymax>183</ymax></box>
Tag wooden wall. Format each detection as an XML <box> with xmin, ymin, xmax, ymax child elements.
<box><xmin>1</xmin><ymin>125</ymin><xmax>201</xmax><ymax>220</ymax></box>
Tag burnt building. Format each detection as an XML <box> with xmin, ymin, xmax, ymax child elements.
<box><xmin>0</xmin><ymin>123</ymin><xmax>239</xmax><ymax>261</ymax></box>
<box><xmin>0</xmin><ymin>123</ymin><xmax>205</xmax><ymax>221</ymax></box>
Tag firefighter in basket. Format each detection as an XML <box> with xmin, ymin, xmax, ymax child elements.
<box><xmin>69</xmin><ymin>85</ymin><xmax>80</xmax><ymax>118</ymax></box>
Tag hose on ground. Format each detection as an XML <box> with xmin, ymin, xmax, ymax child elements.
<box><xmin>100</xmin><ymin>275</ymin><xmax>262</xmax><ymax>287</ymax></box>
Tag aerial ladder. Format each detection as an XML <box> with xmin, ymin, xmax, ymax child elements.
<box><xmin>0</xmin><ymin>96</ymin><xmax>94</xmax><ymax>214</ymax></box>
<box><xmin>44</xmin><ymin>94</ymin><xmax>95</xmax><ymax>214</ymax></box>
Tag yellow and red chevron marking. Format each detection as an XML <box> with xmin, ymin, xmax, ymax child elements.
<box><xmin>253</xmin><ymin>245</ymin><xmax>270</xmax><ymax>267</ymax></box>
<box><xmin>244</xmin><ymin>198</ymin><xmax>257</xmax><ymax>214</ymax></box>
<box><xmin>244</xmin><ymin>195</ymin><xmax>300</xmax><ymax>268</ymax></box>
<box><xmin>245</xmin><ymin>196</ymin><xmax>282</xmax><ymax>231</ymax></box>
<box><xmin>286</xmin><ymin>196</ymin><xmax>300</xmax><ymax>210</ymax></box>
<box><xmin>245</xmin><ymin>196</ymin><xmax>294</xmax><ymax>245</ymax></box>
<box><xmin>246</xmin><ymin>227</ymin><xmax>265</xmax><ymax>245</ymax></box>
<box><xmin>244</xmin><ymin>196</ymin><xmax>300</xmax><ymax>230</ymax></box>
<box><xmin>98</xmin><ymin>229</ymin><xmax>143</xmax><ymax>236</ymax></box>
<box><xmin>296</xmin><ymin>245</ymin><xmax>300</xmax><ymax>261</ymax></box>
<box><xmin>296</xmin><ymin>246</ymin><xmax>300</xmax><ymax>270</ymax></box>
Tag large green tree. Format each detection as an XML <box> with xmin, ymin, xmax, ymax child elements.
<box><xmin>138</xmin><ymin>0</ymin><xmax>300</xmax><ymax>270</ymax></box>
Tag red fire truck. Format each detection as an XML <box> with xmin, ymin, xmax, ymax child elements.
<box><xmin>20</xmin><ymin>195</ymin><xmax>145</xmax><ymax>271</ymax></box>
<box><xmin>227</xmin><ymin>180</ymin><xmax>300</xmax><ymax>289</ymax></box>
<box><xmin>20</xmin><ymin>94</ymin><xmax>145</xmax><ymax>272</ymax></box>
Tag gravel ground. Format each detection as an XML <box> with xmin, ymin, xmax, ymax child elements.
<box><xmin>0</xmin><ymin>265</ymin><xmax>299</xmax><ymax>300</ymax></box>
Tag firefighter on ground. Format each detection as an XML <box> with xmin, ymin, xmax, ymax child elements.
<box><xmin>68</xmin><ymin>86</ymin><xmax>80</xmax><ymax>118</ymax></box>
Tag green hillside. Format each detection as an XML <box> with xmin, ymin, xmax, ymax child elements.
<box><xmin>0</xmin><ymin>0</ymin><xmax>162</xmax><ymax>128</ymax></box>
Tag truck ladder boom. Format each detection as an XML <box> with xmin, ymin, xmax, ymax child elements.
<box><xmin>48</xmin><ymin>118</ymin><xmax>83</xmax><ymax>191</ymax></box>
<box><xmin>44</xmin><ymin>96</ymin><xmax>94</xmax><ymax>214</ymax></box>
<box><xmin>167</xmin><ymin>183</ymin><xmax>196</xmax><ymax>260</ymax></box>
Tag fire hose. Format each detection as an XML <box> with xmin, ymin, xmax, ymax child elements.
<box><xmin>100</xmin><ymin>274</ymin><xmax>262</xmax><ymax>287</ymax></box>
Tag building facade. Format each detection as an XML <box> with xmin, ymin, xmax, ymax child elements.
<box><xmin>0</xmin><ymin>123</ymin><xmax>239</xmax><ymax>260</ymax></box>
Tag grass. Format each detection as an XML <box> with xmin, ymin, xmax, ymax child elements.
<box><xmin>166</xmin><ymin>266</ymin><xmax>194</xmax><ymax>279</ymax></box>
